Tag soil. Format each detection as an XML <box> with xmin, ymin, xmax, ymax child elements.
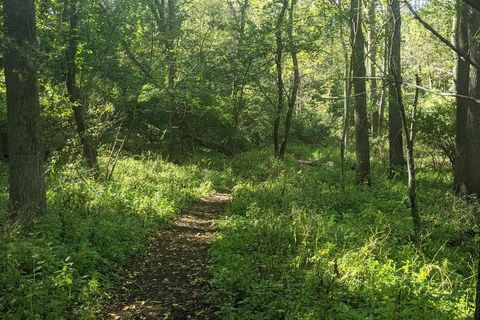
<box><xmin>100</xmin><ymin>193</ymin><xmax>231</xmax><ymax>320</ymax></box>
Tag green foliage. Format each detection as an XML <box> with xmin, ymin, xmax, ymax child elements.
<box><xmin>403</xmin><ymin>0</ymin><xmax>454</xmax><ymax>90</ymax></box>
<box><xmin>416</xmin><ymin>94</ymin><xmax>456</xmax><ymax>165</ymax></box>
<box><xmin>0</xmin><ymin>0</ymin><xmax>473</xmax><ymax>318</ymax></box>
<box><xmin>210</xmin><ymin>147</ymin><xmax>477</xmax><ymax>319</ymax></box>
<box><xmin>293</xmin><ymin>109</ymin><xmax>331</xmax><ymax>145</ymax></box>
<box><xmin>0</xmin><ymin>157</ymin><xmax>214</xmax><ymax>319</ymax></box>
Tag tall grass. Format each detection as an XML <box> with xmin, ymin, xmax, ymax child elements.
<box><xmin>211</xmin><ymin>146</ymin><xmax>477</xmax><ymax>319</ymax></box>
<box><xmin>0</xmin><ymin>156</ymin><xmax>214</xmax><ymax>319</ymax></box>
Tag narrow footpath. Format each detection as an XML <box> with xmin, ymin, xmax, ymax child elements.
<box><xmin>101</xmin><ymin>193</ymin><xmax>232</xmax><ymax>320</ymax></box>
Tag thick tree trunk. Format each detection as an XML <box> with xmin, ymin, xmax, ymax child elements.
<box><xmin>350</xmin><ymin>0</ymin><xmax>371</xmax><ymax>185</ymax></box>
<box><xmin>454</xmin><ymin>1</ymin><xmax>471</xmax><ymax>195</ymax></box>
<box><xmin>465</xmin><ymin>9</ymin><xmax>480</xmax><ymax>197</ymax></box>
<box><xmin>273</xmin><ymin>0</ymin><xmax>288</xmax><ymax>158</ymax></box>
<box><xmin>279</xmin><ymin>0</ymin><xmax>300</xmax><ymax>160</ymax></box>
<box><xmin>469</xmin><ymin>12</ymin><xmax>480</xmax><ymax>318</ymax></box>
<box><xmin>477</xmin><ymin>254</ymin><xmax>480</xmax><ymax>320</ymax></box>
<box><xmin>453</xmin><ymin>6</ymin><xmax>480</xmax><ymax>318</ymax></box>
<box><xmin>388</xmin><ymin>0</ymin><xmax>405</xmax><ymax>176</ymax></box>
<box><xmin>4</xmin><ymin>0</ymin><xmax>46</xmax><ymax>218</ymax></box>
<box><xmin>463</xmin><ymin>0</ymin><xmax>480</xmax><ymax>11</ymax></box>
<box><xmin>65</xmin><ymin>0</ymin><xmax>99</xmax><ymax>177</ymax></box>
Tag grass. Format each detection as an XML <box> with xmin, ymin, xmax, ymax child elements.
<box><xmin>0</xmin><ymin>155</ymin><xmax>215</xmax><ymax>319</ymax></box>
<box><xmin>210</xmin><ymin>145</ymin><xmax>478</xmax><ymax>319</ymax></box>
<box><xmin>0</xmin><ymin>145</ymin><xmax>478</xmax><ymax>319</ymax></box>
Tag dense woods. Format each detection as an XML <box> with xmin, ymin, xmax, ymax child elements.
<box><xmin>1</xmin><ymin>0</ymin><xmax>480</xmax><ymax>319</ymax></box>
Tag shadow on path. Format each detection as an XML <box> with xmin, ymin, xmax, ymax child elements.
<box><xmin>101</xmin><ymin>193</ymin><xmax>231</xmax><ymax>320</ymax></box>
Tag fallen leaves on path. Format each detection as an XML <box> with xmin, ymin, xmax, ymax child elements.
<box><xmin>100</xmin><ymin>193</ymin><xmax>231</xmax><ymax>320</ymax></box>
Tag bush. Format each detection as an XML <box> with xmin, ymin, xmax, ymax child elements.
<box><xmin>0</xmin><ymin>156</ymin><xmax>214</xmax><ymax>319</ymax></box>
<box><xmin>210</xmin><ymin>147</ymin><xmax>476</xmax><ymax>319</ymax></box>
<box><xmin>293</xmin><ymin>109</ymin><xmax>331</xmax><ymax>145</ymax></box>
<box><xmin>416</xmin><ymin>94</ymin><xmax>455</xmax><ymax>168</ymax></box>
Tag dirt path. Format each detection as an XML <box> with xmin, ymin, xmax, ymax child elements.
<box><xmin>101</xmin><ymin>193</ymin><xmax>231</xmax><ymax>320</ymax></box>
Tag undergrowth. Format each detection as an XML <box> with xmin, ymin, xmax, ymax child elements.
<box><xmin>0</xmin><ymin>156</ymin><xmax>214</xmax><ymax>319</ymax></box>
<box><xmin>210</xmin><ymin>146</ymin><xmax>479</xmax><ymax>319</ymax></box>
<box><xmin>1</xmin><ymin>145</ymin><xmax>478</xmax><ymax>319</ymax></box>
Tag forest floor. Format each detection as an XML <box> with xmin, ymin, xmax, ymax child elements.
<box><xmin>1</xmin><ymin>147</ymin><xmax>475</xmax><ymax>319</ymax></box>
<box><xmin>100</xmin><ymin>193</ymin><xmax>232</xmax><ymax>320</ymax></box>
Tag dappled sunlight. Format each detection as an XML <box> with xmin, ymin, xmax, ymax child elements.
<box><xmin>210</xmin><ymin>147</ymin><xmax>475</xmax><ymax>319</ymax></box>
<box><xmin>101</xmin><ymin>194</ymin><xmax>228</xmax><ymax>319</ymax></box>
<box><xmin>1</xmin><ymin>0</ymin><xmax>478</xmax><ymax>317</ymax></box>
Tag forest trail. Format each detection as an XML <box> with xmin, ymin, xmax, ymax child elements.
<box><xmin>101</xmin><ymin>193</ymin><xmax>232</xmax><ymax>320</ymax></box>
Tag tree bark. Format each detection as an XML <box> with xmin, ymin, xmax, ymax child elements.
<box><xmin>339</xmin><ymin>4</ymin><xmax>352</xmax><ymax>190</ymax></box>
<box><xmin>476</xmin><ymin>253</ymin><xmax>480</xmax><ymax>320</ymax></box>
<box><xmin>167</xmin><ymin>0</ymin><xmax>177</xmax><ymax>91</ymax></box>
<box><xmin>463</xmin><ymin>0</ymin><xmax>480</xmax><ymax>12</ymax></box>
<box><xmin>454</xmin><ymin>1</ymin><xmax>471</xmax><ymax>195</ymax></box>
<box><xmin>340</xmin><ymin>49</ymin><xmax>352</xmax><ymax>190</ymax></box>
<box><xmin>378</xmin><ymin>18</ymin><xmax>389</xmax><ymax>136</ymax></box>
<box><xmin>230</xmin><ymin>0</ymin><xmax>249</xmax><ymax>133</ymax></box>
<box><xmin>465</xmin><ymin>8</ymin><xmax>480</xmax><ymax>197</ymax></box>
<box><xmin>279</xmin><ymin>0</ymin><xmax>300</xmax><ymax>159</ymax></box>
<box><xmin>273</xmin><ymin>0</ymin><xmax>288</xmax><ymax>158</ymax></box>
<box><xmin>166</xmin><ymin>0</ymin><xmax>182</xmax><ymax>157</ymax></box>
<box><xmin>388</xmin><ymin>0</ymin><xmax>405</xmax><ymax>176</ymax></box>
<box><xmin>397</xmin><ymin>73</ymin><xmax>422</xmax><ymax>239</ymax></box>
<box><xmin>350</xmin><ymin>0</ymin><xmax>372</xmax><ymax>185</ymax></box>
<box><xmin>4</xmin><ymin>0</ymin><xmax>46</xmax><ymax>218</ymax></box>
<box><xmin>64</xmin><ymin>0</ymin><xmax>100</xmax><ymax>177</ymax></box>
<box><xmin>453</xmin><ymin>8</ymin><xmax>480</xmax><ymax>316</ymax></box>
<box><xmin>367</xmin><ymin>0</ymin><xmax>379</xmax><ymax>136</ymax></box>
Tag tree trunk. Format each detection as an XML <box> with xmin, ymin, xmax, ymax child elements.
<box><xmin>378</xmin><ymin>84</ymin><xmax>386</xmax><ymax>135</ymax></box>
<box><xmin>378</xmin><ymin>20</ymin><xmax>389</xmax><ymax>136</ymax></box>
<box><xmin>339</xmin><ymin>7</ymin><xmax>352</xmax><ymax>190</ymax></box>
<box><xmin>4</xmin><ymin>0</ymin><xmax>46</xmax><ymax>218</ymax></box>
<box><xmin>476</xmin><ymin>253</ymin><xmax>480</xmax><ymax>320</ymax></box>
<box><xmin>64</xmin><ymin>0</ymin><xmax>100</xmax><ymax>177</ymax></box>
<box><xmin>397</xmin><ymin>73</ymin><xmax>422</xmax><ymax>239</ymax></box>
<box><xmin>465</xmin><ymin>9</ymin><xmax>480</xmax><ymax>197</ymax></box>
<box><xmin>230</xmin><ymin>0</ymin><xmax>249</xmax><ymax>135</ymax></box>
<box><xmin>388</xmin><ymin>0</ymin><xmax>405</xmax><ymax>176</ymax></box>
<box><xmin>350</xmin><ymin>0</ymin><xmax>371</xmax><ymax>185</ymax></box>
<box><xmin>454</xmin><ymin>1</ymin><xmax>471</xmax><ymax>195</ymax></box>
<box><xmin>279</xmin><ymin>0</ymin><xmax>300</xmax><ymax>160</ymax></box>
<box><xmin>367</xmin><ymin>0</ymin><xmax>379</xmax><ymax>136</ymax></box>
<box><xmin>453</xmin><ymin>5</ymin><xmax>480</xmax><ymax>318</ymax></box>
<box><xmin>167</xmin><ymin>0</ymin><xmax>177</xmax><ymax>91</ymax></box>
<box><xmin>468</xmin><ymin>11</ymin><xmax>480</xmax><ymax>318</ymax></box>
<box><xmin>341</xmin><ymin>53</ymin><xmax>352</xmax><ymax>190</ymax></box>
<box><xmin>166</xmin><ymin>0</ymin><xmax>182</xmax><ymax>157</ymax></box>
<box><xmin>273</xmin><ymin>0</ymin><xmax>288</xmax><ymax>158</ymax></box>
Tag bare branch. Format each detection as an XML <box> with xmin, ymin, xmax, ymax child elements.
<box><xmin>404</xmin><ymin>0</ymin><xmax>480</xmax><ymax>71</ymax></box>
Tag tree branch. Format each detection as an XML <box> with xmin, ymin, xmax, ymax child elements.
<box><xmin>121</xmin><ymin>41</ymin><xmax>154</xmax><ymax>80</ymax></box>
<box><xmin>404</xmin><ymin>0</ymin><xmax>480</xmax><ymax>71</ymax></box>
<box><xmin>463</xmin><ymin>0</ymin><xmax>480</xmax><ymax>12</ymax></box>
